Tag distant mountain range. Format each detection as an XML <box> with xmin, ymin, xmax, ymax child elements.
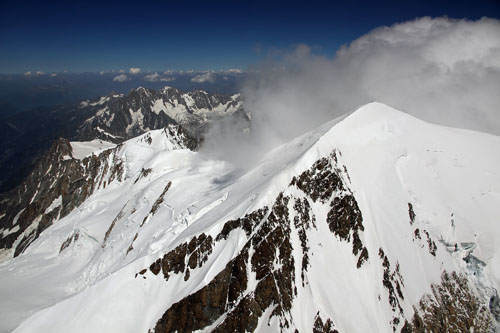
<box><xmin>0</xmin><ymin>71</ymin><xmax>246</xmax><ymax>112</ymax></box>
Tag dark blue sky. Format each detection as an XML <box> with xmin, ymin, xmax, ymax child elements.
<box><xmin>1</xmin><ymin>0</ymin><xmax>499</xmax><ymax>73</ymax></box>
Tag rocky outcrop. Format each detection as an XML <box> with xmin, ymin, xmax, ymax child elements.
<box><xmin>148</xmin><ymin>233</ymin><xmax>214</xmax><ymax>282</ymax></box>
<box><xmin>290</xmin><ymin>154</ymin><xmax>344</xmax><ymax>203</ymax></box>
<box><xmin>313</xmin><ymin>312</ymin><xmax>340</xmax><ymax>333</ymax></box>
<box><xmin>408</xmin><ymin>203</ymin><xmax>437</xmax><ymax>257</ymax></box>
<box><xmin>145</xmin><ymin>149</ymin><xmax>368</xmax><ymax>332</ymax></box>
<box><xmin>291</xmin><ymin>151</ymin><xmax>369</xmax><ymax>269</ymax></box>
<box><xmin>401</xmin><ymin>271</ymin><xmax>493</xmax><ymax>332</ymax></box>
<box><xmin>378</xmin><ymin>248</ymin><xmax>406</xmax><ymax>331</ymax></box>
<box><xmin>152</xmin><ymin>193</ymin><xmax>296</xmax><ymax>332</ymax></box>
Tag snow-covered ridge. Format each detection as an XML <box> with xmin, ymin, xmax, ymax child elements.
<box><xmin>0</xmin><ymin>124</ymin><xmax>196</xmax><ymax>264</ymax></box>
<box><xmin>1</xmin><ymin>102</ymin><xmax>499</xmax><ymax>332</ymax></box>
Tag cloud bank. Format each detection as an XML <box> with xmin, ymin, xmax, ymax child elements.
<box><xmin>202</xmin><ymin>17</ymin><xmax>500</xmax><ymax>168</ymax></box>
<box><xmin>129</xmin><ymin>68</ymin><xmax>141</xmax><ymax>74</ymax></box>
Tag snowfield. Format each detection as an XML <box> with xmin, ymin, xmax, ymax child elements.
<box><xmin>70</xmin><ymin>139</ymin><xmax>116</xmax><ymax>159</ymax></box>
<box><xmin>0</xmin><ymin>102</ymin><xmax>499</xmax><ymax>332</ymax></box>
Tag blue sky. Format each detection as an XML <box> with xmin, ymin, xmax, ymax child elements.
<box><xmin>0</xmin><ymin>0</ymin><xmax>499</xmax><ymax>73</ymax></box>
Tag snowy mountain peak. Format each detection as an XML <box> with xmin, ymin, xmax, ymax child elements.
<box><xmin>1</xmin><ymin>102</ymin><xmax>499</xmax><ymax>332</ymax></box>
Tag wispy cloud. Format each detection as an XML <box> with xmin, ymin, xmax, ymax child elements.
<box><xmin>113</xmin><ymin>74</ymin><xmax>130</xmax><ymax>82</ymax></box>
<box><xmin>143</xmin><ymin>72</ymin><xmax>175</xmax><ymax>82</ymax></box>
<box><xmin>191</xmin><ymin>72</ymin><xmax>216</xmax><ymax>83</ymax></box>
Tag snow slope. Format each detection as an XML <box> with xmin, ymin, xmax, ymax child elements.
<box><xmin>70</xmin><ymin>139</ymin><xmax>116</xmax><ymax>159</ymax></box>
<box><xmin>0</xmin><ymin>102</ymin><xmax>499</xmax><ymax>332</ymax></box>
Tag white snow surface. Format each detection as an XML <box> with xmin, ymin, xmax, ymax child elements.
<box><xmin>1</xmin><ymin>102</ymin><xmax>499</xmax><ymax>332</ymax></box>
<box><xmin>70</xmin><ymin>139</ymin><xmax>116</xmax><ymax>159</ymax></box>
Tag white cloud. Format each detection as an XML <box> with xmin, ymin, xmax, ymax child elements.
<box><xmin>143</xmin><ymin>72</ymin><xmax>160</xmax><ymax>81</ymax></box>
<box><xmin>35</xmin><ymin>71</ymin><xmax>45</xmax><ymax>75</ymax></box>
<box><xmin>129</xmin><ymin>68</ymin><xmax>141</xmax><ymax>74</ymax></box>
<box><xmin>143</xmin><ymin>72</ymin><xmax>175</xmax><ymax>82</ymax></box>
<box><xmin>202</xmin><ymin>17</ymin><xmax>500</xmax><ymax>169</ymax></box>
<box><xmin>113</xmin><ymin>74</ymin><xmax>130</xmax><ymax>82</ymax></box>
<box><xmin>50</xmin><ymin>73</ymin><xmax>57</xmax><ymax>77</ymax></box>
<box><xmin>249</xmin><ymin>17</ymin><xmax>500</xmax><ymax>137</ymax></box>
<box><xmin>24</xmin><ymin>71</ymin><xmax>32</xmax><ymax>76</ymax></box>
<box><xmin>191</xmin><ymin>72</ymin><xmax>216</xmax><ymax>83</ymax></box>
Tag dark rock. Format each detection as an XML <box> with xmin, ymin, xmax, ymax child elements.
<box><xmin>379</xmin><ymin>247</ymin><xmax>405</xmax><ymax>320</ymax></box>
<box><xmin>489</xmin><ymin>292</ymin><xmax>500</xmax><ymax>322</ymax></box>
<box><xmin>290</xmin><ymin>154</ymin><xmax>344</xmax><ymax>203</ymax></box>
<box><xmin>408</xmin><ymin>203</ymin><xmax>416</xmax><ymax>225</ymax></box>
<box><xmin>153</xmin><ymin>193</ymin><xmax>297</xmax><ymax>332</ymax></box>
<box><xmin>403</xmin><ymin>271</ymin><xmax>493</xmax><ymax>332</ymax></box>
<box><xmin>313</xmin><ymin>312</ymin><xmax>340</xmax><ymax>333</ymax></box>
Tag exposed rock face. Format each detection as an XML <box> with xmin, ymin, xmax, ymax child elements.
<box><xmin>293</xmin><ymin>197</ymin><xmax>316</xmax><ymax>285</ymax></box>
<box><xmin>146</xmin><ymin>149</ymin><xmax>364</xmax><ymax>332</ymax></box>
<box><xmin>290</xmin><ymin>154</ymin><xmax>344</xmax><ymax>203</ymax></box>
<box><xmin>59</xmin><ymin>230</ymin><xmax>80</xmax><ymax>253</ymax></box>
<box><xmin>149</xmin><ymin>233</ymin><xmax>213</xmax><ymax>281</ymax></box>
<box><xmin>407</xmin><ymin>203</ymin><xmax>437</xmax><ymax>257</ymax></box>
<box><xmin>0</xmin><ymin>125</ymin><xmax>194</xmax><ymax>260</ymax></box>
<box><xmin>401</xmin><ymin>271</ymin><xmax>493</xmax><ymax>332</ymax></box>
<box><xmin>313</xmin><ymin>312</ymin><xmax>340</xmax><ymax>333</ymax></box>
<box><xmin>379</xmin><ymin>248</ymin><xmax>406</xmax><ymax>331</ymax></box>
<box><xmin>152</xmin><ymin>193</ymin><xmax>296</xmax><ymax>333</ymax></box>
<box><xmin>142</xmin><ymin>146</ymin><xmax>496</xmax><ymax>332</ymax></box>
<box><xmin>291</xmin><ymin>151</ymin><xmax>369</xmax><ymax>269</ymax></box>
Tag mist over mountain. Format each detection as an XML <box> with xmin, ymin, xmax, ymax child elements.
<box><xmin>1</xmin><ymin>4</ymin><xmax>500</xmax><ymax>332</ymax></box>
